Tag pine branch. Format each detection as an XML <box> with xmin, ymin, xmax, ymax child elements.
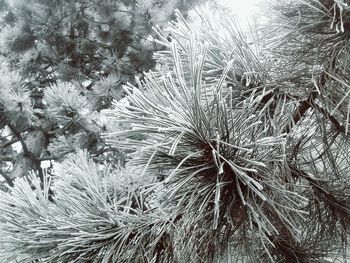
<box><xmin>312</xmin><ymin>103</ymin><xmax>345</xmax><ymax>133</ymax></box>
<box><xmin>283</xmin><ymin>86</ymin><xmax>348</xmax><ymax>135</ymax></box>
<box><xmin>0</xmin><ymin>173</ymin><xmax>14</xmax><ymax>187</ymax></box>
<box><xmin>37</xmin><ymin>156</ymin><xmax>58</xmax><ymax>161</ymax></box>
<box><xmin>8</xmin><ymin>130</ymin><xmax>45</xmax><ymax>179</ymax></box>
<box><xmin>0</xmin><ymin>156</ymin><xmax>13</xmax><ymax>162</ymax></box>
<box><xmin>283</xmin><ymin>89</ymin><xmax>318</xmax><ymax>134</ymax></box>
<box><xmin>283</xmin><ymin>53</ymin><xmax>337</xmax><ymax>134</ymax></box>
<box><xmin>0</xmin><ymin>138</ymin><xmax>19</xmax><ymax>149</ymax></box>
<box><xmin>289</xmin><ymin>165</ymin><xmax>350</xmax><ymax>216</ymax></box>
<box><xmin>6</xmin><ymin>123</ymin><xmax>29</xmax><ymax>156</ymax></box>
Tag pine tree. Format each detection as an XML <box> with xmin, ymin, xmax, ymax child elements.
<box><xmin>0</xmin><ymin>0</ymin><xmax>201</xmax><ymax>186</ymax></box>
<box><xmin>0</xmin><ymin>0</ymin><xmax>349</xmax><ymax>262</ymax></box>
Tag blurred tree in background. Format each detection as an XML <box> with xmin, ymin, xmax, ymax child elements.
<box><xmin>0</xmin><ymin>0</ymin><xmax>202</xmax><ymax>187</ymax></box>
<box><xmin>0</xmin><ymin>0</ymin><xmax>349</xmax><ymax>262</ymax></box>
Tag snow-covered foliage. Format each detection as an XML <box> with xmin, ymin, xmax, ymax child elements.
<box><xmin>0</xmin><ymin>0</ymin><xmax>349</xmax><ymax>262</ymax></box>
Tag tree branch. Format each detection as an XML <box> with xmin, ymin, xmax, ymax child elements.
<box><xmin>282</xmin><ymin>53</ymin><xmax>337</xmax><ymax>134</ymax></box>
<box><xmin>282</xmin><ymin>90</ymin><xmax>318</xmax><ymax>134</ymax></box>
<box><xmin>289</xmin><ymin>165</ymin><xmax>350</xmax><ymax>215</ymax></box>
<box><xmin>6</xmin><ymin>123</ymin><xmax>29</xmax><ymax>156</ymax></box>
<box><xmin>0</xmin><ymin>173</ymin><xmax>14</xmax><ymax>187</ymax></box>
<box><xmin>37</xmin><ymin>156</ymin><xmax>58</xmax><ymax>161</ymax></box>
<box><xmin>0</xmin><ymin>138</ymin><xmax>19</xmax><ymax>149</ymax></box>
<box><xmin>0</xmin><ymin>156</ymin><xmax>14</xmax><ymax>162</ymax></box>
<box><xmin>282</xmin><ymin>88</ymin><xmax>348</xmax><ymax>135</ymax></box>
<box><xmin>312</xmin><ymin>103</ymin><xmax>345</xmax><ymax>133</ymax></box>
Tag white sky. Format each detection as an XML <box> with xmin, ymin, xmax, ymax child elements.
<box><xmin>218</xmin><ymin>0</ymin><xmax>262</xmax><ymax>25</ymax></box>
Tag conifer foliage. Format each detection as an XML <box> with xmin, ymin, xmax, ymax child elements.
<box><xmin>0</xmin><ymin>0</ymin><xmax>349</xmax><ymax>262</ymax></box>
<box><xmin>0</xmin><ymin>0</ymin><xmax>201</xmax><ymax>184</ymax></box>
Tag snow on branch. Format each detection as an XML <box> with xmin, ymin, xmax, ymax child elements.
<box><xmin>0</xmin><ymin>150</ymin><xmax>167</xmax><ymax>262</ymax></box>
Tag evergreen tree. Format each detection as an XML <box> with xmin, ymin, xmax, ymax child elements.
<box><xmin>0</xmin><ymin>0</ymin><xmax>349</xmax><ymax>262</ymax></box>
<box><xmin>0</xmin><ymin>0</ymin><xmax>201</xmax><ymax>186</ymax></box>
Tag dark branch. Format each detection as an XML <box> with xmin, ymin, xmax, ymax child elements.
<box><xmin>0</xmin><ymin>156</ymin><xmax>14</xmax><ymax>162</ymax></box>
<box><xmin>282</xmin><ymin>54</ymin><xmax>337</xmax><ymax>134</ymax></box>
<box><xmin>0</xmin><ymin>173</ymin><xmax>14</xmax><ymax>187</ymax></box>
<box><xmin>6</xmin><ymin>123</ymin><xmax>29</xmax><ymax>156</ymax></box>
<box><xmin>282</xmin><ymin>90</ymin><xmax>318</xmax><ymax>134</ymax></box>
<box><xmin>0</xmin><ymin>138</ymin><xmax>19</xmax><ymax>149</ymax></box>
<box><xmin>37</xmin><ymin>156</ymin><xmax>58</xmax><ymax>161</ymax></box>
<box><xmin>289</xmin><ymin>165</ymin><xmax>350</xmax><ymax>215</ymax></box>
<box><xmin>312</xmin><ymin>103</ymin><xmax>345</xmax><ymax>133</ymax></box>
